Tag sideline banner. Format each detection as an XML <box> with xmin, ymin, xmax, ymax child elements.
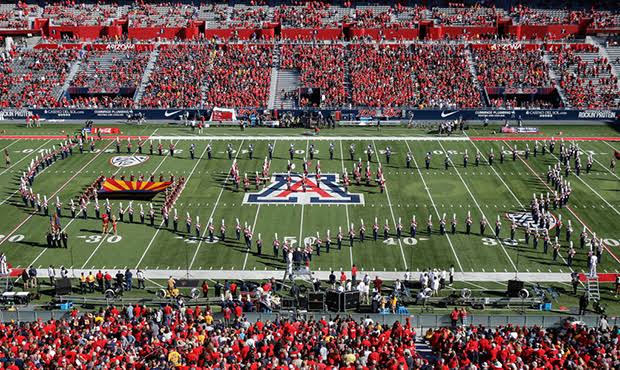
<box><xmin>0</xmin><ymin>108</ymin><xmax>618</xmax><ymax>122</ymax></box>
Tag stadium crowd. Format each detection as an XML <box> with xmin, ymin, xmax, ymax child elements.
<box><xmin>552</xmin><ymin>46</ymin><xmax>619</xmax><ymax>108</ymax></box>
<box><xmin>0</xmin><ymin>301</ymin><xmax>616</xmax><ymax>369</ymax></box>
<box><xmin>280</xmin><ymin>44</ymin><xmax>346</xmax><ymax>107</ymax></box>
<box><xmin>140</xmin><ymin>44</ymin><xmax>213</xmax><ymax>108</ymax></box>
<box><xmin>41</xmin><ymin>3</ymin><xmax>116</xmax><ymax>26</ymax></box>
<box><xmin>0</xmin><ymin>48</ymin><xmax>78</xmax><ymax>108</ymax></box>
<box><xmin>273</xmin><ymin>2</ymin><xmax>338</xmax><ymax>27</ymax></box>
<box><xmin>474</xmin><ymin>47</ymin><xmax>551</xmax><ymax>88</ymax></box>
<box><xmin>349</xmin><ymin>44</ymin><xmax>480</xmax><ymax>108</ymax></box>
<box><xmin>203</xmin><ymin>44</ymin><xmax>273</xmax><ymax>108</ymax></box>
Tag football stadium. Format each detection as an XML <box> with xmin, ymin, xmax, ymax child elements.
<box><xmin>0</xmin><ymin>0</ymin><xmax>619</xmax><ymax>368</ymax></box>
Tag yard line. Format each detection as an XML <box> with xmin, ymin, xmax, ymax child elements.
<box><xmin>436</xmin><ymin>140</ymin><xmax>518</xmax><ymax>272</ymax></box>
<box><xmin>339</xmin><ymin>140</ymin><xmax>353</xmax><ymax>268</ymax></box>
<box><xmin>602</xmin><ymin>141</ymin><xmax>619</xmax><ymax>151</ymax></box>
<box><xmin>1</xmin><ymin>138</ymin><xmax>22</xmax><ymax>153</ymax></box>
<box><xmin>242</xmin><ymin>139</ymin><xmax>277</xmax><ymax>270</ymax></box>
<box><xmin>404</xmin><ymin>141</ymin><xmax>464</xmax><ymax>273</ymax></box>
<box><xmin>81</xmin><ymin>140</ymin><xmax>181</xmax><ymax>269</ymax></box>
<box><xmin>150</xmin><ymin>135</ymin><xmax>470</xmax><ymax>142</ymax></box>
<box><xmin>548</xmin><ymin>150</ymin><xmax>619</xmax><ymax>216</ymax></box>
<box><xmin>135</xmin><ymin>141</ymin><xmax>213</xmax><ymax>270</ymax></box>
<box><xmin>581</xmin><ymin>144</ymin><xmax>620</xmax><ymax>181</ymax></box>
<box><xmin>466</xmin><ymin>136</ymin><xmax>575</xmax><ymax>272</ymax></box>
<box><xmin>0</xmin><ymin>140</ymin><xmax>116</xmax><ymax>247</ymax></box>
<box><xmin>29</xmin><ymin>131</ymin><xmax>163</xmax><ymax>272</ymax></box>
<box><xmin>502</xmin><ymin>140</ymin><xmax>620</xmax><ymax>266</ymax></box>
<box><xmin>298</xmin><ymin>140</ymin><xmax>309</xmax><ymax>251</ymax></box>
<box><xmin>372</xmin><ymin>140</ymin><xmax>407</xmax><ymax>270</ymax></box>
<box><xmin>187</xmin><ymin>139</ymin><xmax>245</xmax><ymax>269</ymax></box>
<box><xmin>0</xmin><ymin>139</ymin><xmax>52</xmax><ymax>177</ymax></box>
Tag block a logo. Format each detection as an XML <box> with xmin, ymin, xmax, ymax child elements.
<box><xmin>243</xmin><ymin>173</ymin><xmax>364</xmax><ymax>205</ymax></box>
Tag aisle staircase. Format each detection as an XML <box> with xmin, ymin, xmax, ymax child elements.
<box><xmin>586</xmin><ymin>275</ymin><xmax>600</xmax><ymax>302</ymax></box>
<box><xmin>542</xmin><ymin>50</ymin><xmax>570</xmax><ymax>107</ymax></box>
<box><xmin>267</xmin><ymin>43</ymin><xmax>280</xmax><ymax>110</ymax></box>
<box><xmin>464</xmin><ymin>46</ymin><xmax>488</xmax><ymax>106</ymax></box>
<box><xmin>133</xmin><ymin>44</ymin><xmax>160</xmax><ymax>104</ymax></box>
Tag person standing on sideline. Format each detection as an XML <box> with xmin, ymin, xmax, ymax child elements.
<box><xmin>136</xmin><ymin>269</ymin><xmax>145</xmax><ymax>289</ymax></box>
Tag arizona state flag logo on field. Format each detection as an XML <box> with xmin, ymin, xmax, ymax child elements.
<box><xmin>98</xmin><ymin>179</ymin><xmax>172</xmax><ymax>200</ymax></box>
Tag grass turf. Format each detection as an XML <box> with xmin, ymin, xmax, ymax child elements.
<box><xmin>0</xmin><ymin>124</ymin><xmax>618</xmax><ymax>280</ymax></box>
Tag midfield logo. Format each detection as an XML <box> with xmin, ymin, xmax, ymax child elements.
<box><xmin>505</xmin><ymin>212</ymin><xmax>557</xmax><ymax>230</ymax></box>
<box><xmin>110</xmin><ymin>155</ymin><xmax>149</xmax><ymax>168</ymax></box>
<box><xmin>243</xmin><ymin>173</ymin><xmax>364</xmax><ymax>205</ymax></box>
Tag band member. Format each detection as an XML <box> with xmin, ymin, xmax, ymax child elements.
<box><xmin>189</xmin><ymin>143</ymin><xmax>195</xmax><ymax>160</ymax></box>
<box><xmin>186</xmin><ymin>212</ymin><xmax>192</xmax><ymax>234</ymax></box>
<box><xmin>169</xmin><ymin>141</ymin><xmax>175</xmax><ymax>157</ymax></box>
<box><xmin>451</xmin><ymin>214</ymin><xmax>457</xmax><ymax>235</ymax></box>
<box><xmin>396</xmin><ymin>218</ymin><xmax>402</xmax><ymax>239</ymax></box>
<box><xmin>439</xmin><ymin>214</ymin><xmax>446</xmax><ymax>235</ymax></box>
<box><xmin>195</xmin><ymin>216</ymin><xmax>201</xmax><ymax>239</ymax></box>
<box><xmin>273</xmin><ymin>234</ymin><xmax>280</xmax><ymax>257</ymax></box>
<box><xmin>329</xmin><ymin>142</ymin><xmax>334</xmax><ymax>160</ymax></box>
<box><xmin>465</xmin><ymin>211</ymin><xmax>472</xmax><ymax>234</ymax></box>
<box><xmin>480</xmin><ymin>216</ymin><xmax>487</xmax><ymax>236</ymax></box>
<box><xmin>463</xmin><ymin>150</ymin><xmax>468</xmax><ymax>168</ymax></box>
<box><xmin>207</xmin><ymin>143</ymin><xmax>212</xmax><ymax>160</ymax></box>
<box><xmin>208</xmin><ymin>218</ymin><xmax>215</xmax><ymax>242</ymax></box>
<box><xmin>510</xmin><ymin>220</ymin><xmax>517</xmax><ymax>241</ymax></box>
<box><xmin>337</xmin><ymin>227</ymin><xmax>343</xmax><ymax>250</ymax></box>
<box><xmin>495</xmin><ymin>215</ymin><xmax>501</xmax><ymax>238</ymax></box>
<box><xmin>500</xmin><ymin>146</ymin><xmax>505</xmax><ymax>164</ymax></box>
<box><xmin>488</xmin><ymin>149</ymin><xmax>494</xmax><ymax>166</ymax></box>
<box><xmin>268</xmin><ymin>143</ymin><xmax>274</xmax><ymax>160</ymax></box>
<box><xmin>173</xmin><ymin>209</ymin><xmax>178</xmax><ymax>232</ymax></box>
<box><xmin>566</xmin><ymin>220</ymin><xmax>573</xmax><ymax>242</ymax></box>
<box><xmin>410</xmin><ymin>215</ymin><xmax>417</xmax><ymax>238</ymax></box>
<box><xmin>427</xmin><ymin>215</ymin><xmax>433</xmax><ymax>235</ymax></box>
<box><xmin>425</xmin><ymin>152</ymin><xmax>431</xmax><ymax>170</ymax></box>
<box><xmin>383</xmin><ymin>220</ymin><xmax>390</xmax><ymax>240</ymax></box>
<box><xmin>373</xmin><ymin>218</ymin><xmax>379</xmax><ymax>241</ymax></box>
<box><xmin>220</xmin><ymin>219</ymin><xmax>226</xmax><ymax>242</ymax></box>
<box><xmin>256</xmin><ymin>233</ymin><xmax>263</xmax><ymax>255</ymax></box>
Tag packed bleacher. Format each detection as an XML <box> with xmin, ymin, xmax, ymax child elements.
<box><xmin>0</xmin><ymin>301</ymin><xmax>615</xmax><ymax>369</ymax></box>
<box><xmin>127</xmin><ymin>2</ymin><xmax>195</xmax><ymax>28</ymax></box>
<box><xmin>202</xmin><ymin>44</ymin><xmax>273</xmax><ymax>108</ymax></box>
<box><xmin>0</xmin><ymin>2</ymin><xmax>39</xmax><ymax>30</ymax></box>
<box><xmin>473</xmin><ymin>46</ymin><xmax>551</xmax><ymax>88</ymax></box>
<box><xmin>140</xmin><ymin>44</ymin><xmax>213</xmax><ymax>108</ymax></box>
<box><xmin>432</xmin><ymin>5</ymin><xmax>505</xmax><ymax>26</ymax></box>
<box><xmin>273</xmin><ymin>2</ymin><xmax>339</xmax><ymax>28</ymax></box>
<box><xmin>349</xmin><ymin>44</ymin><xmax>480</xmax><ymax>108</ymax></box>
<box><xmin>280</xmin><ymin>44</ymin><xmax>346</xmax><ymax>107</ymax></box>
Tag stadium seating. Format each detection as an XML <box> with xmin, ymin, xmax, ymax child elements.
<box><xmin>0</xmin><ymin>48</ymin><xmax>78</xmax><ymax>108</ymax></box>
<box><xmin>473</xmin><ymin>47</ymin><xmax>551</xmax><ymax>88</ymax></box>
<box><xmin>0</xmin><ymin>303</ymin><xmax>614</xmax><ymax>369</ymax></box>
<box><xmin>349</xmin><ymin>44</ymin><xmax>480</xmax><ymax>108</ymax></box>
<box><xmin>279</xmin><ymin>44</ymin><xmax>346</xmax><ymax>107</ymax></box>
<box><xmin>61</xmin><ymin>49</ymin><xmax>150</xmax><ymax>108</ymax></box>
<box><xmin>140</xmin><ymin>44</ymin><xmax>214</xmax><ymax>108</ymax></box>
<box><xmin>42</xmin><ymin>3</ymin><xmax>116</xmax><ymax>27</ymax></box>
<box><xmin>549</xmin><ymin>45</ymin><xmax>620</xmax><ymax>108</ymax></box>
<box><xmin>202</xmin><ymin>44</ymin><xmax>273</xmax><ymax>108</ymax></box>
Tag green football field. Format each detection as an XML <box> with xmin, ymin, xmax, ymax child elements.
<box><xmin>0</xmin><ymin>123</ymin><xmax>618</xmax><ymax>281</ymax></box>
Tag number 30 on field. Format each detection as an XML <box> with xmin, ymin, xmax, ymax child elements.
<box><xmin>83</xmin><ymin>235</ymin><xmax>122</xmax><ymax>243</ymax></box>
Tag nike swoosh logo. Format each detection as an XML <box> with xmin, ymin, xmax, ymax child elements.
<box><xmin>164</xmin><ymin>110</ymin><xmax>181</xmax><ymax>117</ymax></box>
<box><xmin>441</xmin><ymin>111</ymin><xmax>459</xmax><ymax>118</ymax></box>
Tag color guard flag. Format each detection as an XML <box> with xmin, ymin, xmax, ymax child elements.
<box><xmin>98</xmin><ymin>179</ymin><xmax>172</xmax><ymax>200</ymax></box>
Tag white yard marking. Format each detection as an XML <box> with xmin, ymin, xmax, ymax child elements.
<box><xmin>82</xmin><ymin>140</ymin><xmax>181</xmax><ymax>269</ymax></box>
<box><xmin>298</xmin><ymin>140</ymin><xmax>310</xmax><ymax>249</ymax></box>
<box><xmin>548</xmin><ymin>152</ymin><xmax>619</xmax><ymax>216</ymax></box>
<box><xmin>466</xmin><ymin>135</ymin><xmax>574</xmax><ymax>271</ymax></box>
<box><xmin>502</xmin><ymin>140</ymin><xmax>620</xmax><ymax>266</ymax></box>
<box><xmin>372</xmin><ymin>140</ymin><xmax>407</xmax><ymax>270</ymax></box>
<box><xmin>187</xmin><ymin>139</ymin><xmax>245</xmax><ymax>269</ymax></box>
<box><xmin>150</xmin><ymin>135</ymin><xmax>470</xmax><ymax>142</ymax></box>
<box><xmin>242</xmin><ymin>139</ymin><xmax>277</xmax><ymax>270</ymax></box>
<box><xmin>0</xmin><ymin>138</ymin><xmax>22</xmax><ymax>153</ymax></box>
<box><xmin>339</xmin><ymin>140</ymin><xmax>353</xmax><ymax>268</ymax></box>
<box><xmin>436</xmin><ymin>140</ymin><xmax>517</xmax><ymax>271</ymax></box>
<box><xmin>0</xmin><ymin>139</ymin><xmax>52</xmax><ymax>177</ymax></box>
<box><xmin>1</xmin><ymin>140</ymin><xmax>117</xmax><ymax>248</ymax></box>
<box><xmin>582</xmin><ymin>144</ymin><xmax>620</xmax><ymax>181</ymax></box>
<box><xmin>135</xmin><ymin>141</ymin><xmax>212</xmax><ymax>270</ymax></box>
<box><xmin>404</xmin><ymin>140</ymin><xmax>464</xmax><ymax>273</ymax></box>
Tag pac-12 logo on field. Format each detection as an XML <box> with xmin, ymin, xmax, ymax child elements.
<box><xmin>505</xmin><ymin>212</ymin><xmax>557</xmax><ymax>230</ymax></box>
<box><xmin>243</xmin><ymin>173</ymin><xmax>364</xmax><ymax>205</ymax></box>
<box><xmin>110</xmin><ymin>155</ymin><xmax>149</xmax><ymax>168</ymax></box>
